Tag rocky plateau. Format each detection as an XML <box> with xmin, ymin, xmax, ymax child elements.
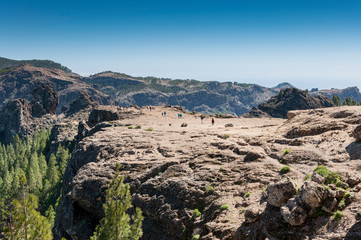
<box><xmin>52</xmin><ymin>105</ymin><xmax>361</xmax><ymax>240</ymax></box>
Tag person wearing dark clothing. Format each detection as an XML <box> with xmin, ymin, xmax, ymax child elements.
<box><xmin>211</xmin><ymin>118</ymin><xmax>215</xmax><ymax>125</ymax></box>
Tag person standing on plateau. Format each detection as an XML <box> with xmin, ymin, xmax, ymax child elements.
<box><xmin>211</xmin><ymin>118</ymin><xmax>215</xmax><ymax>125</ymax></box>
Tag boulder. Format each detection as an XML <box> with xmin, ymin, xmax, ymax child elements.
<box><xmin>321</xmin><ymin>198</ymin><xmax>338</xmax><ymax>213</ymax></box>
<box><xmin>263</xmin><ymin>179</ymin><xmax>297</xmax><ymax>207</ymax></box>
<box><xmin>225</xmin><ymin>123</ymin><xmax>234</xmax><ymax>127</ymax></box>
<box><xmin>299</xmin><ymin>181</ymin><xmax>325</xmax><ymax>208</ymax></box>
<box><xmin>181</xmin><ymin>123</ymin><xmax>188</xmax><ymax>127</ymax></box>
<box><xmin>280</xmin><ymin>197</ymin><xmax>307</xmax><ymax>226</ymax></box>
<box><xmin>311</xmin><ymin>172</ymin><xmax>325</xmax><ymax>184</ymax></box>
<box><xmin>31</xmin><ymin>83</ymin><xmax>59</xmax><ymax>117</ymax></box>
<box><xmin>244</xmin><ymin>151</ymin><xmax>265</xmax><ymax>162</ymax></box>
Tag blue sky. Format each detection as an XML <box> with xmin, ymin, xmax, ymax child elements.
<box><xmin>1</xmin><ymin>0</ymin><xmax>361</xmax><ymax>90</ymax></box>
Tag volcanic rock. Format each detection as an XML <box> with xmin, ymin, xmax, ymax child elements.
<box><xmin>31</xmin><ymin>83</ymin><xmax>59</xmax><ymax>117</ymax></box>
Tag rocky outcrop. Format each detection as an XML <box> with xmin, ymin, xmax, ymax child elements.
<box><xmin>87</xmin><ymin>106</ymin><xmax>122</xmax><ymax>127</ymax></box>
<box><xmin>0</xmin><ymin>99</ymin><xmax>33</xmax><ymax>143</ymax></box>
<box><xmin>53</xmin><ymin>106</ymin><xmax>361</xmax><ymax>240</ymax></box>
<box><xmin>67</xmin><ymin>93</ymin><xmax>98</xmax><ymax>115</ymax></box>
<box><xmin>0</xmin><ymin>64</ymin><xmax>112</xmax><ymax>113</ymax></box>
<box><xmin>31</xmin><ymin>83</ymin><xmax>59</xmax><ymax>117</ymax></box>
<box><xmin>247</xmin><ymin>88</ymin><xmax>335</xmax><ymax>118</ymax></box>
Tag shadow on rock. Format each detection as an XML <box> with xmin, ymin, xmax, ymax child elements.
<box><xmin>345</xmin><ymin>221</ymin><xmax>361</xmax><ymax>240</ymax></box>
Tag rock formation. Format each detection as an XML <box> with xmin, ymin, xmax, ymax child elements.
<box><xmin>31</xmin><ymin>83</ymin><xmax>59</xmax><ymax>117</ymax></box>
<box><xmin>67</xmin><ymin>93</ymin><xmax>98</xmax><ymax>115</ymax></box>
<box><xmin>246</xmin><ymin>88</ymin><xmax>335</xmax><ymax>118</ymax></box>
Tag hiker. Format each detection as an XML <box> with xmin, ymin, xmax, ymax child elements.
<box><xmin>211</xmin><ymin>118</ymin><xmax>215</xmax><ymax>125</ymax></box>
<box><xmin>164</xmin><ymin>111</ymin><xmax>166</xmax><ymax>117</ymax></box>
<box><xmin>201</xmin><ymin>115</ymin><xmax>204</xmax><ymax>124</ymax></box>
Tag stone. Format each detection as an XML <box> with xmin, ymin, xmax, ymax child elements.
<box><xmin>181</xmin><ymin>123</ymin><xmax>188</xmax><ymax>127</ymax></box>
<box><xmin>263</xmin><ymin>178</ymin><xmax>297</xmax><ymax>207</ymax></box>
<box><xmin>311</xmin><ymin>172</ymin><xmax>325</xmax><ymax>184</ymax></box>
<box><xmin>321</xmin><ymin>198</ymin><xmax>338</xmax><ymax>213</ymax></box>
<box><xmin>280</xmin><ymin>197</ymin><xmax>307</xmax><ymax>226</ymax></box>
<box><xmin>244</xmin><ymin>151</ymin><xmax>264</xmax><ymax>162</ymax></box>
<box><xmin>299</xmin><ymin>181</ymin><xmax>325</xmax><ymax>208</ymax></box>
<box><xmin>225</xmin><ymin>123</ymin><xmax>234</xmax><ymax>127</ymax></box>
<box><xmin>244</xmin><ymin>207</ymin><xmax>262</xmax><ymax>223</ymax></box>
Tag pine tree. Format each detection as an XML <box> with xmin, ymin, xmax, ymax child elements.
<box><xmin>91</xmin><ymin>173</ymin><xmax>143</xmax><ymax>240</ymax></box>
<box><xmin>3</xmin><ymin>176</ymin><xmax>53</xmax><ymax>240</ymax></box>
<box><xmin>332</xmin><ymin>94</ymin><xmax>342</xmax><ymax>106</ymax></box>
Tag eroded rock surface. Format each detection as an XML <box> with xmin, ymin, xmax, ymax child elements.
<box><xmin>54</xmin><ymin>106</ymin><xmax>361</xmax><ymax>240</ymax></box>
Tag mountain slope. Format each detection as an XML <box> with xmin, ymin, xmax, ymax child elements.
<box><xmin>83</xmin><ymin>71</ymin><xmax>288</xmax><ymax>115</ymax></box>
<box><xmin>0</xmin><ymin>64</ymin><xmax>112</xmax><ymax>112</ymax></box>
<box><xmin>310</xmin><ymin>87</ymin><xmax>361</xmax><ymax>103</ymax></box>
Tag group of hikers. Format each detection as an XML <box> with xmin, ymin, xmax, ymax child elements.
<box><xmin>116</xmin><ymin>105</ymin><xmax>215</xmax><ymax>125</ymax></box>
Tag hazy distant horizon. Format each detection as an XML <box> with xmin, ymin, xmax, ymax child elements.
<box><xmin>1</xmin><ymin>0</ymin><xmax>360</xmax><ymax>91</ymax></box>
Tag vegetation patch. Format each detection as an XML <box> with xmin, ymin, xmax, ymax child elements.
<box><xmin>333</xmin><ymin>210</ymin><xmax>343</xmax><ymax>220</ymax></box>
<box><xmin>219</xmin><ymin>204</ymin><xmax>229</xmax><ymax>211</ymax></box>
<box><xmin>146</xmin><ymin>127</ymin><xmax>153</xmax><ymax>131</ymax></box>
<box><xmin>280</xmin><ymin>165</ymin><xmax>291</xmax><ymax>174</ymax></box>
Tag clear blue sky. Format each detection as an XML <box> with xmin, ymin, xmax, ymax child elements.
<box><xmin>1</xmin><ymin>0</ymin><xmax>361</xmax><ymax>90</ymax></box>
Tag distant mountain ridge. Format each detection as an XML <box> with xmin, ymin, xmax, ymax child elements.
<box><xmin>0</xmin><ymin>57</ymin><xmax>360</xmax><ymax>116</ymax></box>
<box><xmin>0</xmin><ymin>57</ymin><xmax>71</xmax><ymax>73</ymax></box>
<box><xmin>83</xmin><ymin>71</ymin><xmax>292</xmax><ymax>115</ymax></box>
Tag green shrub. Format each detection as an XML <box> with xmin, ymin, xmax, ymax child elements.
<box><xmin>344</xmin><ymin>192</ymin><xmax>351</xmax><ymax>198</ymax></box>
<box><xmin>128</xmin><ymin>126</ymin><xmax>133</xmax><ymax>129</ymax></box>
<box><xmin>333</xmin><ymin>210</ymin><xmax>343</xmax><ymax>220</ymax></box>
<box><xmin>338</xmin><ymin>198</ymin><xmax>346</xmax><ymax>209</ymax></box>
<box><xmin>192</xmin><ymin>209</ymin><xmax>201</xmax><ymax>219</ymax></box>
<box><xmin>314</xmin><ymin>165</ymin><xmax>329</xmax><ymax>177</ymax></box>
<box><xmin>280</xmin><ymin>165</ymin><xmax>291</xmax><ymax>174</ymax></box>
<box><xmin>146</xmin><ymin>127</ymin><xmax>153</xmax><ymax>131</ymax></box>
<box><xmin>283</xmin><ymin>149</ymin><xmax>290</xmax><ymax>155</ymax></box>
<box><xmin>245</xmin><ymin>192</ymin><xmax>251</xmax><ymax>197</ymax></box>
<box><xmin>192</xmin><ymin>235</ymin><xmax>200</xmax><ymax>240</ymax></box>
<box><xmin>222</xmin><ymin>134</ymin><xmax>230</xmax><ymax>139</ymax></box>
<box><xmin>220</xmin><ymin>204</ymin><xmax>229</xmax><ymax>211</ymax></box>
<box><xmin>205</xmin><ymin>185</ymin><xmax>213</xmax><ymax>193</ymax></box>
<box><xmin>304</xmin><ymin>174</ymin><xmax>311</xmax><ymax>181</ymax></box>
<box><xmin>135</xmin><ymin>125</ymin><xmax>142</xmax><ymax>129</ymax></box>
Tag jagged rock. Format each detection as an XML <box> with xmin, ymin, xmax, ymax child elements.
<box><xmin>31</xmin><ymin>83</ymin><xmax>59</xmax><ymax>117</ymax></box>
<box><xmin>347</xmin><ymin>174</ymin><xmax>361</xmax><ymax>186</ymax></box>
<box><xmin>225</xmin><ymin>123</ymin><xmax>234</xmax><ymax>127</ymax></box>
<box><xmin>321</xmin><ymin>198</ymin><xmax>338</xmax><ymax>213</ymax></box>
<box><xmin>77</xmin><ymin>120</ymin><xmax>91</xmax><ymax>141</ymax></box>
<box><xmin>244</xmin><ymin>151</ymin><xmax>264</xmax><ymax>162</ymax></box>
<box><xmin>244</xmin><ymin>207</ymin><xmax>262</xmax><ymax>223</ymax></box>
<box><xmin>87</xmin><ymin>107</ymin><xmax>122</xmax><ymax>127</ymax></box>
<box><xmin>352</xmin><ymin>125</ymin><xmax>361</xmax><ymax>142</ymax></box>
<box><xmin>181</xmin><ymin>123</ymin><xmax>188</xmax><ymax>127</ymax></box>
<box><xmin>280</xmin><ymin>197</ymin><xmax>307</xmax><ymax>226</ymax></box>
<box><xmin>311</xmin><ymin>172</ymin><xmax>325</xmax><ymax>184</ymax></box>
<box><xmin>285</xmin><ymin>122</ymin><xmax>348</xmax><ymax>138</ymax></box>
<box><xmin>68</xmin><ymin>93</ymin><xmax>98</xmax><ymax>115</ymax></box>
<box><xmin>248</xmin><ymin>88</ymin><xmax>335</xmax><ymax>119</ymax></box>
<box><xmin>0</xmin><ymin>99</ymin><xmax>33</xmax><ymax>143</ymax></box>
<box><xmin>263</xmin><ymin>179</ymin><xmax>297</xmax><ymax>207</ymax></box>
<box><xmin>299</xmin><ymin>181</ymin><xmax>325</xmax><ymax>208</ymax></box>
<box><xmin>243</xmin><ymin>107</ymin><xmax>270</xmax><ymax>118</ymax></box>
